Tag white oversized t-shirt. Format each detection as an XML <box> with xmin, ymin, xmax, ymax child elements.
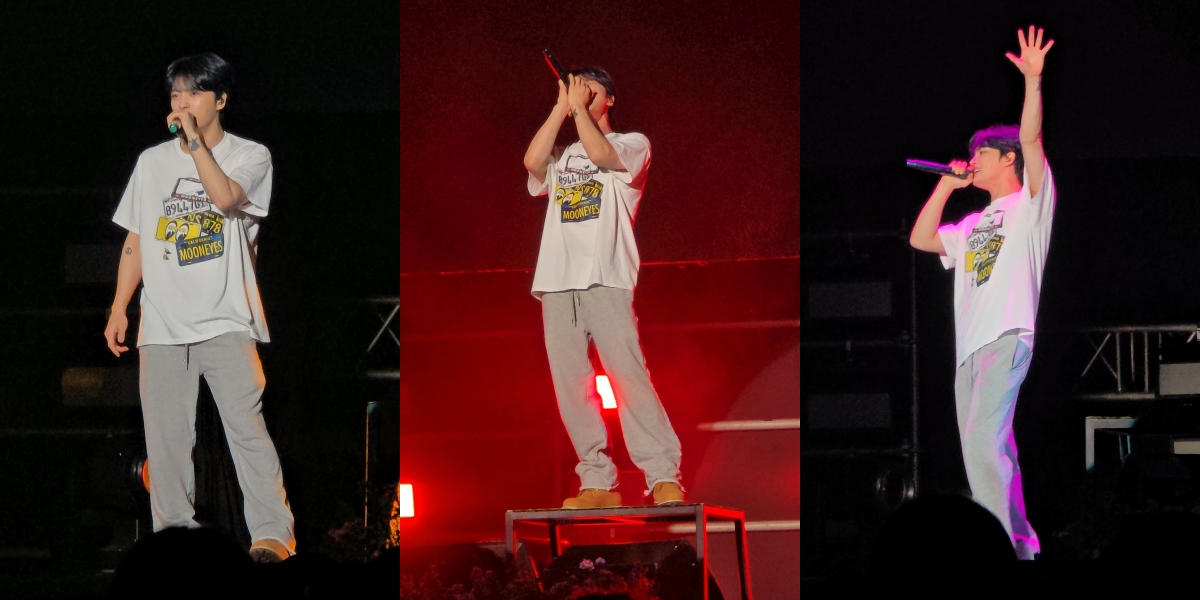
<box><xmin>937</xmin><ymin>159</ymin><xmax>1056</xmax><ymax>367</ymax></box>
<box><xmin>527</xmin><ymin>132</ymin><xmax>651</xmax><ymax>298</ymax></box>
<box><xmin>112</xmin><ymin>132</ymin><xmax>272</xmax><ymax>346</ymax></box>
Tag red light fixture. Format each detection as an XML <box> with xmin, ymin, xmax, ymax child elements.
<box><xmin>596</xmin><ymin>376</ymin><xmax>617</xmax><ymax>409</ymax></box>
<box><xmin>399</xmin><ymin>483</ymin><xmax>414</xmax><ymax>518</ymax></box>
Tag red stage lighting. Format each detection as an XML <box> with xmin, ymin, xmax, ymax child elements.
<box><xmin>400</xmin><ymin>483</ymin><xmax>414</xmax><ymax>518</ymax></box>
<box><xmin>596</xmin><ymin>375</ymin><xmax>617</xmax><ymax>409</ymax></box>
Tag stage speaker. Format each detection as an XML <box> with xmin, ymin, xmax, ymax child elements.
<box><xmin>540</xmin><ymin>540</ymin><xmax>725</xmax><ymax>600</ymax></box>
<box><xmin>807</xmin><ymin>281</ymin><xmax>892</xmax><ymax>318</ymax></box>
<box><xmin>807</xmin><ymin>393</ymin><xmax>891</xmax><ymax>429</ymax></box>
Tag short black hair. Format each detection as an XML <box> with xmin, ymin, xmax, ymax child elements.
<box><xmin>166</xmin><ymin>52</ymin><xmax>234</xmax><ymax>102</ymax></box>
<box><xmin>969</xmin><ymin>124</ymin><xmax>1024</xmax><ymax>185</ymax></box>
<box><xmin>567</xmin><ymin>66</ymin><xmax>616</xmax><ymax>99</ymax></box>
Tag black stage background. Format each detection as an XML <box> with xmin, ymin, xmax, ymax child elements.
<box><xmin>0</xmin><ymin>1</ymin><xmax>398</xmax><ymax>593</ymax></box>
<box><xmin>804</xmin><ymin>0</ymin><xmax>1200</xmax><ymax>582</ymax></box>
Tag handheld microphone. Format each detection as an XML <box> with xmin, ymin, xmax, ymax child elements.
<box><xmin>905</xmin><ymin>159</ymin><xmax>970</xmax><ymax>179</ymax></box>
<box><xmin>543</xmin><ymin>49</ymin><xmax>570</xmax><ymax>86</ymax></box>
<box><xmin>169</xmin><ymin>123</ymin><xmax>180</xmax><ymax>134</ymax></box>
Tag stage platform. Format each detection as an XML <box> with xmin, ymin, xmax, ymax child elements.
<box><xmin>507</xmin><ymin>503</ymin><xmax>751</xmax><ymax>599</ymax></box>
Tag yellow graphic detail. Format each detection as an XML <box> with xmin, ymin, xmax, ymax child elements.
<box><xmin>178</xmin><ymin>239</ymin><xmax>225</xmax><ymax>262</ymax></box>
<box><xmin>154</xmin><ymin>216</ymin><xmax>203</xmax><ymax>242</ymax></box>
<box><xmin>965</xmin><ymin>234</ymin><xmax>1004</xmax><ymax>286</ymax></box>
<box><xmin>554</xmin><ymin>180</ymin><xmax>603</xmax><ymax>206</ymax></box>
<box><xmin>155</xmin><ymin>212</ymin><xmax>225</xmax><ymax>243</ymax></box>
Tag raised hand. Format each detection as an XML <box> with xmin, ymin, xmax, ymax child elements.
<box><xmin>940</xmin><ymin>159</ymin><xmax>974</xmax><ymax>190</ymax></box>
<box><xmin>1005</xmin><ymin>25</ymin><xmax>1054</xmax><ymax>78</ymax></box>
<box><xmin>567</xmin><ymin>74</ymin><xmax>596</xmax><ymax>116</ymax></box>
<box><xmin>167</xmin><ymin>110</ymin><xmax>200</xmax><ymax>140</ymax></box>
<box><xmin>555</xmin><ymin>80</ymin><xmax>569</xmax><ymax>113</ymax></box>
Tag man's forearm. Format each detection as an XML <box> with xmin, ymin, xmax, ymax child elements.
<box><xmin>524</xmin><ymin>107</ymin><xmax>568</xmax><ymax>180</ymax></box>
<box><xmin>910</xmin><ymin>185</ymin><xmax>954</xmax><ymax>252</ymax></box>
<box><xmin>571</xmin><ymin>108</ymin><xmax>619</xmax><ymax>169</ymax></box>
<box><xmin>190</xmin><ymin>142</ymin><xmax>241</xmax><ymax>212</ymax></box>
<box><xmin>111</xmin><ymin>233</ymin><xmax>143</xmax><ymax>312</ymax></box>
<box><xmin>1019</xmin><ymin>75</ymin><xmax>1043</xmax><ymax>144</ymax></box>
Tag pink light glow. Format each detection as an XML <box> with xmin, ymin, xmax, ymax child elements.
<box><xmin>596</xmin><ymin>376</ymin><xmax>617</xmax><ymax>409</ymax></box>
<box><xmin>400</xmin><ymin>484</ymin><xmax>414</xmax><ymax>518</ymax></box>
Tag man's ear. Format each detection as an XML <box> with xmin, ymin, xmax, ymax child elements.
<box><xmin>217</xmin><ymin>93</ymin><xmax>228</xmax><ymax>109</ymax></box>
<box><xmin>1003</xmin><ymin>151</ymin><xmax>1016</xmax><ymax>166</ymax></box>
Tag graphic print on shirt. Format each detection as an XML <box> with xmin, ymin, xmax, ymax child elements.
<box><xmin>964</xmin><ymin>210</ymin><xmax>1005</xmax><ymax>287</ymax></box>
<box><xmin>155</xmin><ymin>178</ymin><xmax>225</xmax><ymax>266</ymax></box>
<box><xmin>554</xmin><ymin>153</ymin><xmax>603</xmax><ymax>223</ymax></box>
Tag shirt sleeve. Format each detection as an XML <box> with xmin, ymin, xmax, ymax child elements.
<box><xmin>527</xmin><ymin>171</ymin><xmax>549</xmax><ymax>196</ymax></box>
<box><xmin>112</xmin><ymin>159</ymin><xmax>141</xmax><ymax>235</ymax></box>
<box><xmin>1026</xmin><ymin>157</ymin><xmax>1055</xmax><ymax>227</ymax></box>
<box><xmin>937</xmin><ymin>220</ymin><xmax>963</xmax><ymax>270</ymax></box>
<box><xmin>609</xmin><ymin>133</ymin><xmax>651</xmax><ymax>185</ymax></box>
<box><xmin>226</xmin><ymin>145</ymin><xmax>273</xmax><ymax>218</ymax></box>
<box><xmin>526</xmin><ymin>145</ymin><xmax>562</xmax><ymax>197</ymax></box>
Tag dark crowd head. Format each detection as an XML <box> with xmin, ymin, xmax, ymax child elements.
<box><xmin>969</xmin><ymin>124</ymin><xmax>1024</xmax><ymax>185</ymax></box>
<box><xmin>109</xmin><ymin>526</ymin><xmax>258</xmax><ymax>598</ymax></box>
<box><xmin>869</xmin><ymin>493</ymin><xmax>1015</xmax><ymax>583</ymax></box>
<box><xmin>166</xmin><ymin>53</ymin><xmax>235</xmax><ymax>117</ymax></box>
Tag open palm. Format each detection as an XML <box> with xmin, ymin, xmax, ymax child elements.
<box><xmin>1006</xmin><ymin>25</ymin><xmax>1054</xmax><ymax>77</ymax></box>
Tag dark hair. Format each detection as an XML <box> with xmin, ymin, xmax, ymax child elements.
<box><xmin>568</xmin><ymin>66</ymin><xmax>616</xmax><ymax>119</ymax></box>
<box><xmin>969</xmin><ymin>124</ymin><xmax>1023</xmax><ymax>185</ymax></box>
<box><xmin>166</xmin><ymin>52</ymin><xmax>234</xmax><ymax>103</ymax></box>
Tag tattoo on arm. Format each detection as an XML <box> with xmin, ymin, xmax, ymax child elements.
<box><xmin>1037</xmin><ymin>77</ymin><xmax>1042</xmax><ymax>91</ymax></box>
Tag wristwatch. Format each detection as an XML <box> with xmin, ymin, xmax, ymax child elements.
<box><xmin>188</xmin><ymin>137</ymin><xmax>202</xmax><ymax>152</ymax></box>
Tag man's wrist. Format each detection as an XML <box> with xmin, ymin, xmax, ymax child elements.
<box><xmin>187</xmin><ymin>136</ymin><xmax>204</xmax><ymax>152</ymax></box>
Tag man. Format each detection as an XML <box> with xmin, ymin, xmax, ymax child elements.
<box><xmin>523</xmin><ymin>67</ymin><xmax>684</xmax><ymax>509</ymax></box>
<box><xmin>908</xmin><ymin>26</ymin><xmax>1056</xmax><ymax>560</ymax></box>
<box><xmin>104</xmin><ymin>52</ymin><xmax>295</xmax><ymax>562</ymax></box>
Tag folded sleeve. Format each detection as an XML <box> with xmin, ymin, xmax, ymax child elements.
<box><xmin>937</xmin><ymin>220</ymin><xmax>962</xmax><ymax>270</ymax></box>
<box><xmin>112</xmin><ymin>160</ymin><xmax>141</xmax><ymax>234</ymax></box>
<box><xmin>227</xmin><ymin>145</ymin><xmax>273</xmax><ymax>218</ymax></box>
<box><xmin>526</xmin><ymin>145</ymin><xmax>563</xmax><ymax>197</ymax></box>
<box><xmin>609</xmin><ymin>133</ymin><xmax>651</xmax><ymax>185</ymax></box>
<box><xmin>527</xmin><ymin>171</ymin><xmax>549</xmax><ymax>196</ymax></box>
<box><xmin>1026</xmin><ymin>158</ymin><xmax>1055</xmax><ymax>227</ymax></box>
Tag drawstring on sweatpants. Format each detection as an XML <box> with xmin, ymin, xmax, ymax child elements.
<box><xmin>186</xmin><ymin>344</ymin><xmax>191</xmax><ymax>370</ymax></box>
<box><xmin>572</xmin><ymin>290</ymin><xmax>580</xmax><ymax>327</ymax></box>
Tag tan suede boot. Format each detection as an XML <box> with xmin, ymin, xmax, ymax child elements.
<box><xmin>562</xmin><ymin>488</ymin><xmax>623</xmax><ymax>509</ymax></box>
<box><xmin>249</xmin><ymin>539</ymin><xmax>290</xmax><ymax>563</ymax></box>
<box><xmin>652</xmin><ymin>482</ymin><xmax>685</xmax><ymax>505</ymax></box>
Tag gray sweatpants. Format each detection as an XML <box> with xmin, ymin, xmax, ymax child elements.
<box><xmin>542</xmin><ymin>286</ymin><xmax>682</xmax><ymax>493</ymax></box>
<box><xmin>954</xmin><ymin>329</ymin><xmax>1039</xmax><ymax>559</ymax></box>
<box><xmin>139</xmin><ymin>331</ymin><xmax>295</xmax><ymax>553</ymax></box>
